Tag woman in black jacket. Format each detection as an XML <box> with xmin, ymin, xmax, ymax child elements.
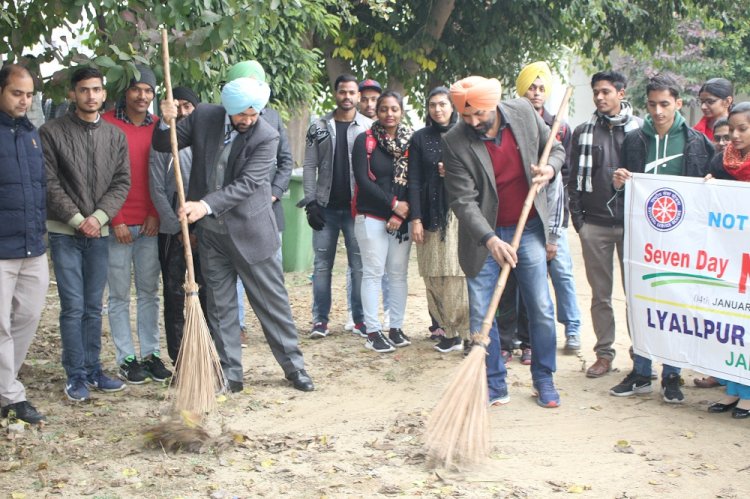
<box><xmin>407</xmin><ymin>87</ymin><xmax>469</xmax><ymax>353</ymax></box>
<box><xmin>352</xmin><ymin>91</ymin><xmax>413</xmax><ymax>353</ymax></box>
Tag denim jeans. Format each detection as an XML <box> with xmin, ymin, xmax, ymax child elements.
<box><xmin>467</xmin><ymin>219</ymin><xmax>557</xmax><ymax>398</ymax></box>
<box><xmin>312</xmin><ymin>206</ymin><xmax>363</xmax><ymax>324</ymax></box>
<box><xmin>548</xmin><ymin>229</ymin><xmax>582</xmax><ymax>336</ymax></box>
<box><xmin>354</xmin><ymin>215</ymin><xmax>411</xmax><ymax>332</ymax></box>
<box><xmin>346</xmin><ymin>269</ymin><xmax>390</xmax><ymax>326</ymax></box>
<box><xmin>48</xmin><ymin>233</ymin><xmax>110</xmax><ymax>380</ymax></box>
<box><xmin>633</xmin><ymin>354</ymin><xmax>680</xmax><ymax>379</ymax></box>
<box><xmin>107</xmin><ymin>227</ymin><xmax>160</xmax><ymax>364</ymax></box>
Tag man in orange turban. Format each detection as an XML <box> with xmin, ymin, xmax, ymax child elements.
<box><xmin>449</xmin><ymin>76</ymin><xmax>502</xmax><ymax>114</ymax></box>
<box><xmin>442</xmin><ymin>75</ymin><xmax>566</xmax><ymax>409</ymax></box>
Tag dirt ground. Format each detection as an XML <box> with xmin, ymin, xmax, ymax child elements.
<box><xmin>1</xmin><ymin>229</ymin><xmax>748</xmax><ymax>499</ymax></box>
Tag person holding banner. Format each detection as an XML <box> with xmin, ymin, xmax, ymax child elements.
<box><xmin>610</xmin><ymin>73</ymin><xmax>714</xmax><ymax>404</ymax></box>
<box><xmin>704</xmin><ymin>102</ymin><xmax>750</xmax><ymax>418</ymax></box>
<box><xmin>568</xmin><ymin>71</ymin><xmax>641</xmax><ymax>378</ymax></box>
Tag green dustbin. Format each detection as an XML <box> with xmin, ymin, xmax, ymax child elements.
<box><xmin>280</xmin><ymin>171</ymin><xmax>313</xmax><ymax>272</ymax></box>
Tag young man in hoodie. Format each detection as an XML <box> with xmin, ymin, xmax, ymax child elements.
<box><xmin>568</xmin><ymin>71</ymin><xmax>641</xmax><ymax>379</ymax></box>
<box><xmin>610</xmin><ymin>73</ymin><xmax>714</xmax><ymax>404</ymax></box>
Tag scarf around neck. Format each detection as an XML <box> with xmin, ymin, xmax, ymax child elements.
<box><xmin>723</xmin><ymin>142</ymin><xmax>750</xmax><ymax>181</ymax></box>
<box><xmin>370</xmin><ymin>121</ymin><xmax>412</xmax><ymax>192</ymax></box>
<box><xmin>576</xmin><ymin>100</ymin><xmax>640</xmax><ymax>192</ymax></box>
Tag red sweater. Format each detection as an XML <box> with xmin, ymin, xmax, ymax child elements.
<box><xmin>102</xmin><ymin>110</ymin><xmax>159</xmax><ymax>226</ymax></box>
<box><xmin>485</xmin><ymin>126</ymin><xmax>537</xmax><ymax>227</ymax></box>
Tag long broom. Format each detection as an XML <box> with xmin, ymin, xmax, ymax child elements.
<box><xmin>161</xmin><ymin>28</ymin><xmax>225</xmax><ymax>413</ymax></box>
<box><xmin>424</xmin><ymin>87</ymin><xmax>574</xmax><ymax>469</ymax></box>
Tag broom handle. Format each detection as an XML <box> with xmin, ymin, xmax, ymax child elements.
<box><xmin>477</xmin><ymin>86</ymin><xmax>574</xmax><ymax>341</ymax></box>
<box><xmin>160</xmin><ymin>29</ymin><xmax>197</xmax><ymax>287</ymax></box>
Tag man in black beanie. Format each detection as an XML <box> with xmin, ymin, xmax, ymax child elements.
<box><xmin>172</xmin><ymin>86</ymin><xmax>199</xmax><ymax>118</ymax></box>
<box><xmin>148</xmin><ymin>85</ymin><xmax>204</xmax><ymax>365</ymax></box>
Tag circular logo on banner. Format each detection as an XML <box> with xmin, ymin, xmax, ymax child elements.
<box><xmin>645</xmin><ymin>188</ymin><xmax>685</xmax><ymax>231</ymax></box>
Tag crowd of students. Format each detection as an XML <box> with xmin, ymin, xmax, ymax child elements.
<box><xmin>1</xmin><ymin>55</ymin><xmax>747</xmax><ymax>424</ymax></box>
<box><xmin>302</xmin><ymin>66</ymin><xmax>748</xmax><ymax>413</ymax></box>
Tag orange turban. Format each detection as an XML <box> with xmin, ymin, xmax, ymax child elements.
<box><xmin>450</xmin><ymin>76</ymin><xmax>502</xmax><ymax>114</ymax></box>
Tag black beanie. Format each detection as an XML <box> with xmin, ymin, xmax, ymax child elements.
<box><xmin>172</xmin><ymin>86</ymin><xmax>200</xmax><ymax>107</ymax></box>
<box><xmin>130</xmin><ymin>64</ymin><xmax>157</xmax><ymax>90</ymax></box>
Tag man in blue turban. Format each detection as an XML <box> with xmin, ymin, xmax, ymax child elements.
<box><xmin>225</xmin><ymin>63</ymin><xmax>295</xmax><ymax>346</ymax></box>
<box><xmin>152</xmin><ymin>75</ymin><xmax>314</xmax><ymax>393</ymax></box>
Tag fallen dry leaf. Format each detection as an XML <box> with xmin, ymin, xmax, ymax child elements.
<box><xmin>122</xmin><ymin>468</ymin><xmax>138</xmax><ymax>477</ymax></box>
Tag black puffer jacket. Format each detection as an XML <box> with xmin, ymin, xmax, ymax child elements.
<box><xmin>40</xmin><ymin>111</ymin><xmax>131</xmax><ymax>232</ymax></box>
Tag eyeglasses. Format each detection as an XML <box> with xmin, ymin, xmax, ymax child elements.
<box><xmin>699</xmin><ymin>98</ymin><xmax>720</xmax><ymax>106</ymax></box>
<box><xmin>715</xmin><ymin>134</ymin><xmax>731</xmax><ymax>143</ymax></box>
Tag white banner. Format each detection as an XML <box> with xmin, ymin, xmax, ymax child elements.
<box><xmin>624</xmin><ymin>173</ymin><xmax>750</xmax><ymax>384</ymax></box>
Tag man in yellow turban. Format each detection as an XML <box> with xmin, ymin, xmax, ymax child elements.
<box><xmin>497</xmin><ymin>62</ymin><xmax>581</xmax><ymax>368</ymax></box>
<box><xmin>442</xmin><ymin>75</ymin><xmax>566</xmax><ymax>408</ymax></box>
<box><xmin>515</xmin><ymin>61</ymin><xmax>553</xmax><ymax>105</ymax></box>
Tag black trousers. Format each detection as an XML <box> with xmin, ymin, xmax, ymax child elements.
<box><xmin>497</xmin><ymin>271</ymin><xmax>530</xmax><ymax>351</ymax></box>
<box><xmin>158</xmin><ymin>232</ymin><xmax>208</xmax><ymax>364</ymax></box>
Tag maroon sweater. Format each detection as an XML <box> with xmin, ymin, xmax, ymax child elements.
<box><xmin>485</xmin><ymin>126</ymin><xmax>537</xmax><ymax>227</ymax></box>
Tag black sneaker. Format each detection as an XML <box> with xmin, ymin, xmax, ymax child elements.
<box><xmin>388</xmin><ymin>328</ymin><xmax>411</xmax><ymax>348</ymax></box>
<box><xmin>365</xmin><ymin>331</ymin><xmax>395</xmax><ymax>353</ymax></box>
<box><xmin>227</xmin><ymin>380</ymin><xmax>244</xmax><ymax>393</ymax></box>
<box><xmin>310</xmin><ymin>321</ymin><xmax>329</xmax><ymax>339</ymax></box>
<box><xmin>609</xmin><ymin>371</ymin><xmax>652</xmax><ymax>397</ymax></box>
<box><xmin>143</xmin><ymin>353</ymin><xmax>172</xmax><ymax>382</ymax></box>
<box><xmin>661</xmin><ymin>373</ymin><xmax>685</xmax><ymax>404</ymax></box>
<box><xmin>434</xmin><ymin>336</ymin><xmax>462</xmax><ymax>353</ymax></box>
<box><xmin>119</xmin><ymin>356</ymin><xmax>148</xmax><ymax>384</ymax></box>
<box><xmin>1</xmin><ymin>400</ymin><xmax>45</xmax><ymax>424</ymax></box>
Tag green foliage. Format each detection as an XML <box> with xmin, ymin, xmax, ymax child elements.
<box><xmin>611</xmin><ymin>2</ymin><xmax>750</xmax><ymax>113</ymax></box>
<box><xmin>3</xmin><ymin>0</ymin><xmax>340</xmax><ymax>112</ymax></box>
<box><xmin>321</xmin><ymin>0</ymin><xmax>706</xmax><ymax>116</ymax></box>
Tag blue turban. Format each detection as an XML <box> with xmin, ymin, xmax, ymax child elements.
<box><xmin>221</xmin><ymin>77</ymin><xmax>270</xmax><ymax>115</ymax></box>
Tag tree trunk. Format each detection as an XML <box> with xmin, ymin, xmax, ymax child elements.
<box><xmin>402</xmin><ymin>0</ymin><xmax>455</xmax><ymax>77</ymax></box>
<box><xmin>287</xmin><ymin>106</ymin><xmax>311</xmax><ymax>169</ymax></box>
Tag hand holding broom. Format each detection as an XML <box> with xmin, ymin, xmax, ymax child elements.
<box><xmin>160</xmin><ymin>28</ymin><xmax>225</xmax><ymax>414</ymax></box>
<box><xmin>424</xmin><ymin>86</ymin><xmax>574</xmax><ymax>469</ymax></box>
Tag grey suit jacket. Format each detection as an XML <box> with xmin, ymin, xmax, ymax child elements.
<box><xmin>152</xmin><ymin>103</ymin><xmax>281</xmax><ymax>265</ymax></box>
<box><xmin>442</xmin><ymin>98</ymin><xmax>566</xmax><ymax>277</ymax></box>
<box><xmin>261</xmin><ymin>107</ymin><xmax>293</xmax><ymax>231</ymax></box>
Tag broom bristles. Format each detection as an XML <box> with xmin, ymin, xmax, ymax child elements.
<box><xmin>424</xmin><ymin>332</ymin><xmax>490</xmax><ymax>469</ymax></box>
<box><xmin>171</xmin><ymin>288</ymin><xmax>225</xmax><ymax>414</ymax></box>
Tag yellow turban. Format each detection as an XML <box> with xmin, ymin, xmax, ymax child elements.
<box><xmin>450</xmin><ymin>76</ymin><xmax>502</xmax><ymax>114</ymax></box>
<box><xmin>515</xmin><ymin>61</ymin><xmax>552</xmax><ymax>98</ymax></box>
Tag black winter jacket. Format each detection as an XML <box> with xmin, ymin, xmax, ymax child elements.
<box><xmin>621</xmin><ymin>126</ymin><xmax>714</xmax><ymax>178</ymax></box>
<box><xmin>40</xmin><ymin>111</ymin><xmax>130</xmax><ymax>234</ymax></box>
<box><xmin>568</xmin><ymin>116</ymin><xmax>641</xmax><ymax>231</ymax></box>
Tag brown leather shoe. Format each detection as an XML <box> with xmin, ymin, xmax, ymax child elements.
<box><xmin>694</xmin><ymin>376</ymin><xmax>720</xmax><ymax>388</ymax></box>
<box><xmin>586</xmin><ymin>357</ymin><xmax>612</xmax><ymax>378</ymax></box>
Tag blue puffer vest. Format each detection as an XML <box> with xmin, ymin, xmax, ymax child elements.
<box><xmin>0</xmin><ymin>111</ymin><xmax>46</xmax><ymax>259</ymax></box>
